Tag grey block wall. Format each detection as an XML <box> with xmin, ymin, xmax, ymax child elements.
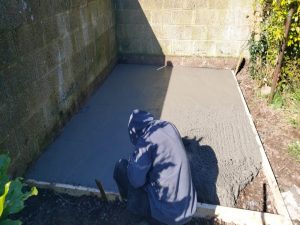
<box><xmin>114</xmin><ymin>0</ymin><xmax>253</xmax><ymax>58</ymax></box>
<box><xmin>0</xmin><ymin>0</ymin><xmax>117</xmax><ymax>175</ymax></box>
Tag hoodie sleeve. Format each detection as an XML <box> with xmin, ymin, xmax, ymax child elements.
<box><xmin>127</xmin><ymin>143</ymin><xmax>154</xmax><ymax>188</ymax></box>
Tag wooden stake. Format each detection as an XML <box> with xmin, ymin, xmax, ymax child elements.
<box><xmin>95</xmin><ymin>179</ymin><xmax>108</xmax><ymax>201</ymax></box>
<box><xmin>268</xmin><ymin>7</ymin><xmax>295</xmax><ymax>103</ymax></box>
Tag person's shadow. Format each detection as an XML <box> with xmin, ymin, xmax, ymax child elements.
<box><xmin>182</xmin><ymin>137</ymin><xmax>219</xmax><ymax>205</ymax></box>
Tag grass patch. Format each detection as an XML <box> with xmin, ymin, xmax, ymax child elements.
<box><xmin>271</xmin><ymin>92</ymin><xmax>284</xmax><ymax>109</ymax></box>
<box><xmin>288</xmin><ymin>141</ymin><xmax>300</xmax><ymax>162</ymax></box>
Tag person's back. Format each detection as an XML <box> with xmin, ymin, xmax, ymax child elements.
<box><xmin>114</xmin><ymin>109</ymin><xmax>197</xmax><ymax>225</ymax></box>
<box><xmin>142</xmin><ymin>120</ymin><xmax>197</xmax><ymax>225</ymax></box>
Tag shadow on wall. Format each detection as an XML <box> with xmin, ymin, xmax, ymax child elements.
<box><xmin>114</xmin><ymin>0</ymin><xmax>166</xmax><ymax>65</ymax></box>
<box><xmin>183</xmin><ymin>136</ymin><xmax>220</xmax><ymax>205</ymax></box>
<box><xmin>114</xmin><ymin>0</ymin><xmax>170</xmax><ymax>119</ymax></box>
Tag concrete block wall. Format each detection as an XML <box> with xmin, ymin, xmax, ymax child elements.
<box><xmin>0</xmin><ymin>0</ymin><xmax>117</xmax><ymax>175</ymax></box>
<box><xmin>115</xmin><ymin>0</ymin><xmax>253</xmax><ymax>59</ymax></box>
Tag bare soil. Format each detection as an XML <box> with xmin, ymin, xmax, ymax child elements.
<box><xmin>236</xmin><ymin>66</ymin><xmax>300</xmax><ymax>191</ymax></box>
<box><xmin>235</xmin><ymin>66</ymin><xmax>300</xmax><ymax>223</ymax></box>
<box><xmin>16</xmin><ymin>189</ymin><xmax>233</xmax><ymax>225</ymax></box>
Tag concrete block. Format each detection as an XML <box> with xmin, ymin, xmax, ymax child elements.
<box><xmin>0</xmin><ymin>129</ymin><xmax>20</xmax><ymax>162</ymax></box>
<box><xmin>196</xmin><ymin>9</ymin><xmax>236</xmax><ymax>26</ymax></box>
<box><xmin>43</xmin><ymin>42</ymin><xmax>61</xmax><ymax>73</ymax></box>
<box><xmin>88</xmin><ymin>1</ymin><xmax>100</xmax><ymax>27</ymax></box>
<box><xmin>172</xmin><ymin>40</ymin><xmax>194</xmax><ymax>56</ymax></box>
<box><xmin>51</xmin><ymin>0</ymin><xmax>71</xmax><ymax>15</ymax></box>
<box><xmin>118</xmin><ymin>38</ymin><xmax>140</xmax><ymax>54</ymax></box>
<box><xmin>42</xmin><ymin>16</ymin><xmax>60</xmax><ymax>44</ymax></box>
<box><xmin>69</xmin><ymin>8</ymin><xmax>81</xmax><ymax>31</ymax></box>
<box><xmin>0</xmin><ymin>102</ymin><xmax>12</xmax><ymax>141</ymax></box>
<box><xmin>116</xmin><ymin>10</ymin><xmax>148</xmax><ymax>24</ymax></box>
<box><xmin>55</xmin><ymin>12</ymin><xmax>72</xmax><ymax>39</ymax></box>
<box><xmin>80</xmin><ymin>23</ymin><xmax>96</xmax><ymax>46</ymax></box>
<box><xmin>35</xmin><ymin>48</ymin><xmax>49</xmax><ymax>77</ymax></box>
<box><xmin>228</xmin><ymin>0</ymin><xmax>253</xmax><ymax>9</ymax></box>
<box><xmin>0</xmin><ymin>71</ymin><xmax>11</xmax><ymax>101</ymax></box>
<box><xmin>70</xmin><ymin>0</ymin><xmax>88</xmax><ymax>8</ymax></box>
<box><xmin>163</xmin><ymin>0</ymin><xmax>182</xmax><ymax>9</ymax></box>
<box><xmin>183</xmin><ymin>0</ymin><xmax>209</xmax><ymax>9</ymax></box>
<box><xmin>150</xmin><ymin>25</ymin><xmax>163</xmax><ymax>39</ymax></box>
<box><xmin>233</xmin><ymin>10</ymin><xmax>252</xmax><ymax>25</ymax></box>
<box><xmin>209</xmin><ymin>0</ymin><xmax>231</xmax><ymax>9</ymax></box>
<box><xmin>13</xmin><ymin>115</ymin><xmax>43</xmax><ymax>174</ymax></box>
<box><xmin>207</xmin><ymin>26</ymin><xmax>232</xmax><ymax>41</ymax></box>
<box><xmin>4</xmin><ymin>55</ymin><xmax>38</xmax><ymax>97</ymax></box>
<box><xmin>195</xmin><ymin>9</ymin><xmax>211</xmax><ymax>25</ymax></box>
<box><xmin>216</xmin><ymin>41</ymin><xmax>239</xmax><ymax>56</ymax></box>
<box><xmin>74</xmin><ymin>29</ymin><xmax>86</xmax><ymax>52</ymax></box>
<box><xmin>94</xmin><ymin>16</ymin><xmax>106</xmax><ymax>39</ymax></box>
<box><xmin>158</xmin><ymin>39</ymin><xmax>172</xmax><ymax>55</ymax></box>
<box><xmin>15</xmin><ymin>22</ymin><xmax>44</xmax><ymax>57</ymax></box>
<box><xmin>79</xmin><ymin>6</ymin><xmax>92</xmax><ymax>29</ymax></box>
<box><xmin>85</xmin><ymin>41</ymin><xmax>96</xmax><ymax>68</ymax></box>
<box><xmin>114</xmin><ymin>0</ymin><xmax>141</xmax><ymax>10</ymax></box>
<box><xmin>139</xmin><ymin>0</ymin><xmax>163</xmax><ymax>10</ymax></box>
<box><xmin>70</xmin><ymin>50</ymin><xmax>87</xmax><ymax>80</ymax></box>
<box><xmin>191</xmin><ymin>25</ymin><xmax>208</xmax><ymax>40</ymax></box>
<box><xmin>118</xmin><ymin>24</ymin><xmax>152</xmax><ymax>40</ymax></box>
<box><xmin>233</xmin><ymin>26</ymin><xmax>251</xmax><ymax>41</ymax></box>
<box><xmin>171</xmin><ymin>10</ymin><xmax>194</xmax><ymax>25</ymax></box>
<box><xmin>27</xmin><ymin>0</ymin><xmax>53</xmax><ymax>21</ymax></box>
<box><xmin>0</xmin><ymin>31</ymin><xmax>19</xmax><ymax>69</ymax></box>
<box><xmin>151</xmin><ymin>10</ymin><xmax>172</xmax><ymax>24</ymax></box>
<box><xmin>95</xmin><ymin>34</ymin><xmax>107</xmax><ymax>65</ymax></box>
<box><xmin>161</xmin><ymin>25</ymin><xmax>192</xmax><ymax>40</ymax></box>
<box><xmin>193</xmin><ymin>41</ymin><xmax>216</xmax><ymax>56</ymax></box>
<box><xmin>0</xmin><ymin>1</ymin><xmax>26</xmax><ymax>30</ymax></box>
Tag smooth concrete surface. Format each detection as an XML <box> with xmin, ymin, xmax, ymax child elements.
<box><xmin>26</xmin><ymin>64</ymin><xmax>261</xmax><ymax>206</ymax></box>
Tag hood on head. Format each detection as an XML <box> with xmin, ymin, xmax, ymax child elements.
<box><xmin>128</xmin><ymin>109</ymin><xmax>154</xmax><ymax>145</ymax></box>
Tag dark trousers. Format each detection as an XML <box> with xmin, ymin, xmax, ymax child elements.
<box><xmin>113</xmin><ymin>159</ymin><xmax>151</xmax><ymax>217</ymax></box>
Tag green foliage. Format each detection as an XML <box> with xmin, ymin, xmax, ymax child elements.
<box><xmin>288</xmin><ymin>140</ymin><xmax>300</xmax><ymax>161</ymax></box>
<box><xmin>272</xmin><ymin>91</ymin><xmax>284</xmax><ymax>108</ymax></box>
<box><xmin>249</xmin><ymin>0</ymin><xmax>300</xmax><ymax>91</ymax></box>
<box><xmin>0</xmin><ymin>155</ymin><xmax>38</xmax><ymax>225</ymax></box>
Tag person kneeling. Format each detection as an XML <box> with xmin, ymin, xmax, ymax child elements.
<box><xmin>114</xmin><ymin>109</ymin><xmax>197</xmax><ymax>225</ymax></box>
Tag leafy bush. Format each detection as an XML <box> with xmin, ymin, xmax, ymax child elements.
<box><xmin>249</xmin><ymin>0</ymin><xmax>300</xmax><ymax>93</ymax></box>
<box><xmin>0</xmin><ymin>155</ymin><xmax>38</xmax><ymax>225</ymax></box>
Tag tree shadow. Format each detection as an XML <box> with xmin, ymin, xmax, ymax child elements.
<box><xmin>182</xmin><ymin>136</ymin><xmax>220</xmax><ymax>205</ymax></box>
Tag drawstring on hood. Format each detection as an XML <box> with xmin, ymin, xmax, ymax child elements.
<box><xmin>128</xmin><ymin>109</ymin><xmax>154</xmax><ymax>145</ymax></box>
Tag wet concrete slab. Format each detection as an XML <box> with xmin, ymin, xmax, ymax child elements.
<box><xmin>26</xmin><ymin>64</ymin><xmax>261</xmax><ymax>206</ymax></box>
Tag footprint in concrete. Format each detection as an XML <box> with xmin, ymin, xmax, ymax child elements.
<box><xmin>182</xmin><ymin>136</ymin><xmax>219</xmax><ymax>205</ymax></box>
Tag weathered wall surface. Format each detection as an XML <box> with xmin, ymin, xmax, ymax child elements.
<box><xmin>0</xmin><ymin>0</ymin><xmax>117</xmax><ymax>175</ymax></box>
<box><xmin>115</xmin><ymin>0</ymin><xmax>253</xmax><ymax>61</ymax></box>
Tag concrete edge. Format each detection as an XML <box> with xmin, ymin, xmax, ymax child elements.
<box><xmin>196</xmin><ymin>203</ymin><xmax>290</xmax><ymax>225</ymax></box>
<box><xmin>230</xmin><ymin>70</ymin><xmax>293</xmax><ymax>224</ymax></box>
<box><xmin>25</xmin><ymin>179</ymin><xmax>119</xmax><ymax>201</ymax></box>
<box><xmin>25</xmin><ymin>179</ymin><xmax>290</xmax><ymax>225</ymax></box>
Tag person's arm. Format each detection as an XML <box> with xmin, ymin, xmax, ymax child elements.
<box><xmin>127</xmin><ymin>143</ymin><xmax>154</xmax><ymax>188</ymax></box>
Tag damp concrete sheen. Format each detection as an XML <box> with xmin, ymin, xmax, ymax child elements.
<box><xmin>26</xmin><ymin>64</ymin><xmax>262</xmax><ymax>207</ymax></box>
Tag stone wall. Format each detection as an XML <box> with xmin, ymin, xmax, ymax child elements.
<box><xmin>0</xmin><ymin>0</ymin><xmax>117</xmax><ymax>175</ymax></box>
<box><xmin>115</xmin><ymin>0</ymin><xmax>253</xmax><ymax>63</ymax></box>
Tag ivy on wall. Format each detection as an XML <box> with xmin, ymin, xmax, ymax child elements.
<box><xmin>249</xmin><ymin>0</ymin><xmax>300</xmax><ymax>93</ymax></box>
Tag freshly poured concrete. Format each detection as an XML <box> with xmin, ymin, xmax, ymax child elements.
<box><xmin>26</xmin><ymin>64</ymin><xmax>261</xmax><ymax>206</ymax></box>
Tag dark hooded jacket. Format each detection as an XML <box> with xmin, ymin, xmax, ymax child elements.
<box><xmin>127</xmin><ymin>109</ymin><xmax>197</xmax><ymax>225</ymax></box>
